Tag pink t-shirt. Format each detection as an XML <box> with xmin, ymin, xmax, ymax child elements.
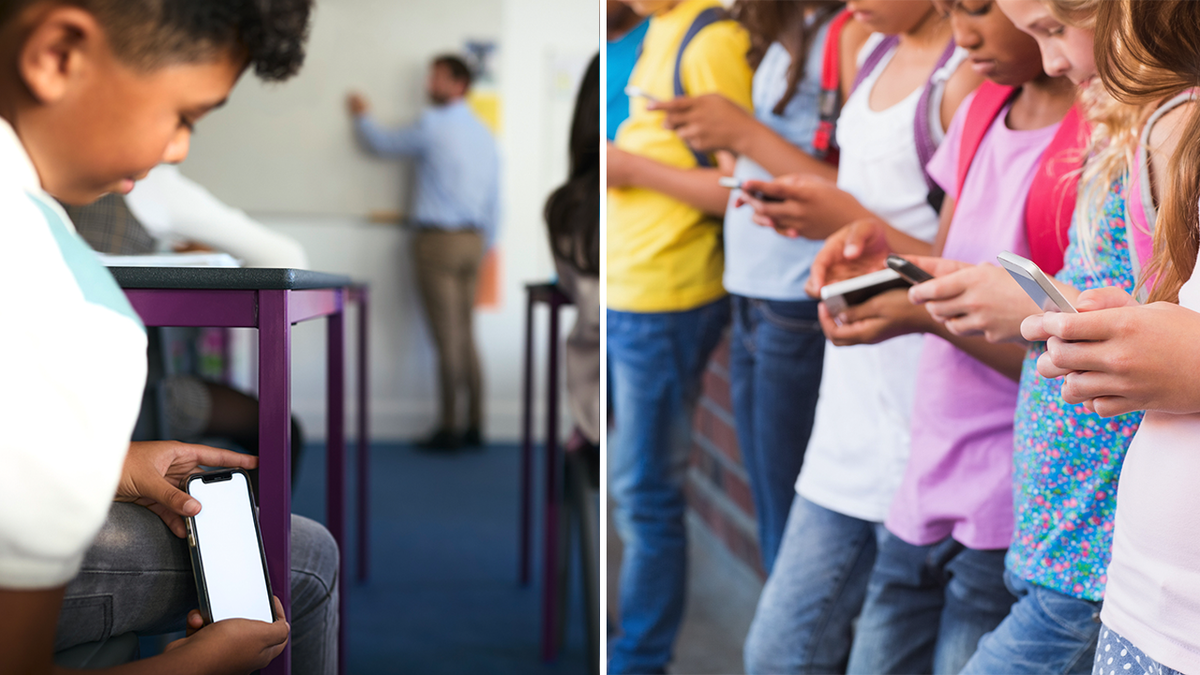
<box><xmin>885</xmin><ymin>92</ymin><xmax>1059</xmax><ymax>549</ymax></box>
<box><xmin>1102</xmin><ymin>224</ymin><xmax>1200</xmax><ymax>673</ymax></box>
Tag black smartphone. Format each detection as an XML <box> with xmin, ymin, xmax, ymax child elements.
<box><xmin>184</xmin><ymin>469</ymin><xmax>275</xmax><ymax>624</ymax></box>
<box><xmin>886</xmin><ymin>254</ymin><xmax>935</xmax><ymax>285</ymax></box>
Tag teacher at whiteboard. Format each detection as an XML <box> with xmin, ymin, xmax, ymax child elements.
<box><xmin>347</xmin><ymin>54</ymin><xmax>499</xmax><ymax>452</ymax></box>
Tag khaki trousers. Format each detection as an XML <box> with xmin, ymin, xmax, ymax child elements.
<box><xmin>412</xmin><ymin>229</ymin><xmax>485</xmax><ymax>430</ymax></box>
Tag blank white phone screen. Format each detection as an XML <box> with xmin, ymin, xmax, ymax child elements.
<box><xmin>190</xmin><ymin>473</ymin><xmax>274</xmax><ymax>623</ymax></box>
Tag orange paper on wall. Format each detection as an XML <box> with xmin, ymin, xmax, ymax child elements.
<box><xmin>475</xmin><ymin>249</ymin><xmax>501</xmax><ymax>310</ymax></box>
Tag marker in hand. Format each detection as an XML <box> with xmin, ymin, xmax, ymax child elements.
<box><xmin>719</xmin><ymin>176</ymin><xmax>784</xmax><ymax>203</ymax></box>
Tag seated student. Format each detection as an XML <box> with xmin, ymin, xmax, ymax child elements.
<box><xmin>803</xmin><ymin>0</ymin><xmax>1077</xmax><ymax>671</ymax></box>
<box><xmin>64</xmin><ymin>181</ymin><xmax>308</xmax><ymax>483</ymax></box>
<box><xmin>0</xmin><ymin>1</ymin><xmax>337</xmax><ymax>674</ymax></box>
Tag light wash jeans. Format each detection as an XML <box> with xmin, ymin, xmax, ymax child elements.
<box><xmin>847</xmin><ymin>531</ymin><xmax>1016</xmax><ymax>675</ymax></box>
<box><xmin>729</xmin><ymin>295</ymin><xmax>824</xmax><ymax>574</ymax></box>
<box><xmin>607</xmin><ymin>297</ymin><xmax>730</xmax><ymax>675</ymax></box>
<box><xmin>744</xmin><ymin>495</ymin><xmax>886</xmax><ymax>674</ymax></box>
<box><xmin>55</xmin><ymin>502</ymin><xmax>338</xmax><ymax>675</ymax></box>
<box><xmin>961</xmin><ymin>572</ymin><xmax>1101</xmax><ymax>674</ymax></box>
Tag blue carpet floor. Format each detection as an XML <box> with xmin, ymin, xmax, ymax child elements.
<box><xmin>290</xmin><ymin>441</ymin><xmax>591</xmax><ymax>675</ymax></box>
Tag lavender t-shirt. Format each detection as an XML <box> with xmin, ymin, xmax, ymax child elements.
<box><xmin>885</xmin><ymin>91</ymin><xmax>1059</xmax><ymax>549</ymax></box>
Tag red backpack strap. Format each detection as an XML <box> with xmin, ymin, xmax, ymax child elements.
<box><xmin>812</xmin><ymin>8</ymin><xmax>853</xmax><ymax>165</ymax></box>
<box><xmin>1023</xmin><ymin>103</ymin><xmax>1089</xmax><ymax>276</ymax></box>
<box><xmin>955</xmin><ymin>81</ymin><xmax>1018</xmax><ymax>201</ymax></box>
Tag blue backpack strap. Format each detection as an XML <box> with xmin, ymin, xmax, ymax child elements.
<box><xmin>673</xmin><ymin>6</ymin><xmax>728</xmax><ymax>167</ymax></box>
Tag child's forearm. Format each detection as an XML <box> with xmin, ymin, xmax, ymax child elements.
<box><xmin>626</xmin><ymin>157</ymin><xmax>731</xmax><ymax>217</ymax></box>
<box><xmin>737</xmin><ymin>122</ymin><xmax>838</xmax><ymax>183</ymax></box>
<box><xmin>930</xmin><ymin>324</ymin><xmax>1027</xmax><ymax>381</ymax></box>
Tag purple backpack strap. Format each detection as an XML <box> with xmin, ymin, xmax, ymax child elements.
<box><xmin>849</xmin><ymin>34</ymin><xmax>900</xmax><ymax>96</ymax></box>
<box><xmin>913</xmin><ymin>39</ymin><xmax>958</xmax><ymax>211</ymax></box>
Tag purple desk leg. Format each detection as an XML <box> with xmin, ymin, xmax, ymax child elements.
<box><xmin>259</xmin><ymin>290</ymin><xmax>293</xmax><ymax>675</ymax></box>
<box><xmin>519</xmin><ymin>289</ymin><xmax>535</xmax><ymax>587</ymax></box>
<box><xmin>325</xmin><ymin>299</ymin><xmax>347</xmax><ymax>675</ymax></box>
<box><xmin>541</xmin><ymin>297</ymin><xmax>562</xmax><ymax>662</ymax></box>
<box><xmin>356</xmin><ymin>286</ymin><xmax>371</xmax><ymax>583</ymax></box>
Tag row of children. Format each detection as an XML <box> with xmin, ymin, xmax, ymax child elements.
<box><xmin>606</xmin><ymin>0</ymin><xmax>1200</xmax><ymax>674</ymax></box>
<box><xmin>0</xmin><ymin>1</ymin><xmax>342</xmax><ymax>674</ymax></box>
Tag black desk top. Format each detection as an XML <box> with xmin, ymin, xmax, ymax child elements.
<box><xmin>111</xmin><ymin>267</ymin><xmax>353</xmax><ymax>291</ymax></box>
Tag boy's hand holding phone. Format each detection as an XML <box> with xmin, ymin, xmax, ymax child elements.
<box><xmin>163</xmin><ymin>597</ymin><xmax>290</xmax><ymax>673</ymax></box>
<box><xmin>651</xmin><ymin>93</ymin><xmax>754</xmax><ymax>154</ymax></box>
<box><xmin>115</xmin><ymin>441</ymin><xmax>258</xmax><ymax>538</ymax></box>
<box><xmin>907</xmin><ymin>258</ymin><xmax>1041</xmax><ymax>344</ymax></box>
<box><xmin>737</xmin><ymin>174</ymin><xmax>871</xmax><ymax>241</ymax></box>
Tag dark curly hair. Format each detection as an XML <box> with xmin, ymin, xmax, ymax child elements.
<box><xmin>544</xmin><ymin>53</ymin><xmax>599</xmax><ymax>276</ymax></box>
<box><xmin>2</xmin><ymin>0</ymin><xmax>313</xmax><ymax>82</ymax></box>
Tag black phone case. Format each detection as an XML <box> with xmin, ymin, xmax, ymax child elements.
<box><xmin>183</xmin><ymin>468</ymin><xmax>275</xmax><ymax>625</ymax></box>
<box><xmin>886</xmin><ymin>255</ymin><xmax>935</xmax><ymax>285</ymax></box>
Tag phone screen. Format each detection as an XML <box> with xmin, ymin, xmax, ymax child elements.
<box><xmin>189</xmin><ymin>472</ymin><xmax>274</xmax><ymax>623</ymax></box>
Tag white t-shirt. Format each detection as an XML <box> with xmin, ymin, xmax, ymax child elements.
<box><xmin>127</xmin><ymin>165</ymin><xmax>308</xmax><ymax>269</ymax></box>
<box><xmin>795</xmin><ymin>36</ymin><xmax>964</xmax><ymax>522</ymax></box>
<box><xmin>0</xmin><ymin>119</ymin><xmax>148</xmax><ymax>589</ymax></box>
<box><xmin>1102</xmin><ymin>236</ymin><xmax>1200</xmax><ymax>673</ymax></box>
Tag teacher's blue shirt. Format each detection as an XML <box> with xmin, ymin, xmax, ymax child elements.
<box><xmin>356</xmin><ymin>100</ymin><xmax>500</xmax><ymax>247</ymax></box>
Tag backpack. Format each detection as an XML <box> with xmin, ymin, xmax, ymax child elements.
<box><xmin>849</xmin><ymin>35</ymin><xmax>959</xmax><ymax>212</ymax></box>
<box><xmin>955</xmin><ymin>80</ymin><xmax>1088</xmax><ymax>276</ymax></box>
<box><xmin>812</xmin><ymin>8</ymin><xmax>854</xmax><ymax>165</ymax></box>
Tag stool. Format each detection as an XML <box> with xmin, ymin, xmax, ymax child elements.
<box><xmin>517</xmin><ymin>281</ymin><xmax>574</xmax><ymax>662</ymax></box>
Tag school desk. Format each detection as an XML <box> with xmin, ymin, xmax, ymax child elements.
<box><xmin>113</xmin><ymin>267</ymin><xmax>370</xmax><ymax>675</ymax></box>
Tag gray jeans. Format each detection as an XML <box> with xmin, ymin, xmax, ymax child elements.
<box><xmin>55</xmin><ymin>502</ymin><xmax>338</xmax><ymax>675</ymax></box>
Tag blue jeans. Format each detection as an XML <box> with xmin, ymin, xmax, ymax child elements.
<box><xmin>607</xmin><ymin>297</ymin><xmax>730</xmax><ymax>674</ymax></box>
<box><xmin>847</xmin><ymin>532</ymin><xmax>1016</xmax><ymax>675</ymax></box>
<box><xmin>729</xmin><ymin>295</ymin><xmax>824</xmax><ymax>574</ymax></box>
<box><xmin>744</xmin><ymin>495</ymin><xmax>886</xmax><ymax>674</ymax></box>
<box><xmin>961</xmin><ymin>573</ymin><xmax>1100</xmax><ymax>674</ymax></box>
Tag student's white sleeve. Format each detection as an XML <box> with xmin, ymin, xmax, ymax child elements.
<box><xmin>126</xmin><ymin>165</ymin><xmax>309</xmax><ymax>268</ymax></box>
<box><xmin>0</xmin><ymin>198</ymin><xmax>147</xmax><ymax>589</ymax></box>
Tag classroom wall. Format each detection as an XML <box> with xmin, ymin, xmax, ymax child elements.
<box><xmin>182</xmin><ymin>0</ymin><xmax>599</xmax><ymax>441</ymax></box>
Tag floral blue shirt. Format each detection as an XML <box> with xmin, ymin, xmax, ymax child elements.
<box><xmin>1007</xmin><ymin>178</ymin><xmax>1145</xmax><ymax>602</ymax></box>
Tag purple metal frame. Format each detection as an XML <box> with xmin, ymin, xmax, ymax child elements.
<box><xmin>517</xmin><ymin>283</ymin><xmax>573</xmax><ymax>663</ymax></box>
<box><xmin>124</xmin><ymin>285</ymin><xmax>370</xmax><ymax>675</ymax></box>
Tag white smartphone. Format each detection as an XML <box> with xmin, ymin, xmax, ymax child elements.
<box><xmin>996</xmin><ymin>251</ymin><xmax>1077</xmax><ymax>313</ymax></box>
<box><xmin>819</xmin><ymin>268</ymin><xmax>911</xmax><ymax>316</ymax></box>
<box><xmin>184</xmin><ymin>469</ymin><xmax>275</xmax><ymax>624</ymax></box>
<box><xmin>623</xmin><ymin>85</ymin><xmax>661</xmax><ymax>103</ymax></box>
<box><xmin>718</xmin><ymin>176</ymin><xmax>784</xmax><ymax>203</ymax></box>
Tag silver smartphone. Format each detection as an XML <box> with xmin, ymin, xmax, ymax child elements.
<box><xmin>996</xmin><ymin>251</ymin><xmax>1076</xmax><ymax>313</ymax></box>
<box><xmin>819</xmin><ymin>268</ymin><xmax>911</xmax><ymax>316</ymax></box>
<box><xmin>184</xmin><ymin>469</ymin><xmax>275</xmax><ymax>624</ymax></box>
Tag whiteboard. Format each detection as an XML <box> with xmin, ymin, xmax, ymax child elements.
<box><xmin>179</xmin><ymin>0</ymin><xmax>504</xmax><ymax>216</ymax></box>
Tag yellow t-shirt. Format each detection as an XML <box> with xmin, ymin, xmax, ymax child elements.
<box><xmin>607</xmin><ymin>0</ymin><xmax>752</xmax><ymax>313</ymax></box>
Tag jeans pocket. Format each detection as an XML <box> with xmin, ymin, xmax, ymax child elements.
<box><xmin>755</xmin><ymin>300</ymin><xmax>822</xmax><ymax>333</ymax></box>
<box><xmin>54</xmin><ymin>594</ymin><xmax>114</xmax><ymax>652</ymax></box>
<box><xmin>1032</xmin><ymin>586</ymin><xmax>1099</xmax><ymax>640</ymax></box>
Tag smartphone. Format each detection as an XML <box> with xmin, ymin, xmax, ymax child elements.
<box><xmin>886</xmin><ymin>254</ymin><xmax>935</xmax><ymax>285</ymax></box>
<box><xmin>184</xmin><ymin>469</ymin><xmax>275</xmax><ymax>624</ymax></box>
<box><xmin>623</xmin><ymin>85</ymin><xmax>661</xmax><ymax>104</ymax></box>
<box><xmin>819</xmin><ymin>268</ymin><xmax>912</xmax><ymax>316</ymax></box>
<box><xmin>996</xmin><ymin>251</ymin><xmax>1077</xmax><ymax>313</ymax></box>
<box><xmin>718</xmin><ymin>176</ymin><xmax>785</xmax><ymax>203</ymax></box>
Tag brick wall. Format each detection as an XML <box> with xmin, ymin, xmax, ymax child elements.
<box><xmin>687</xmin><ymin>334</ymin><xmax>765</xmax><ymax>578</ymax></box>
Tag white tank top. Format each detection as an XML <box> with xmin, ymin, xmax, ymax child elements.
<box><xmin>796</xmin><ymin>36</ymin><xmax>967</xmax><ymax>522</ymax></box>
